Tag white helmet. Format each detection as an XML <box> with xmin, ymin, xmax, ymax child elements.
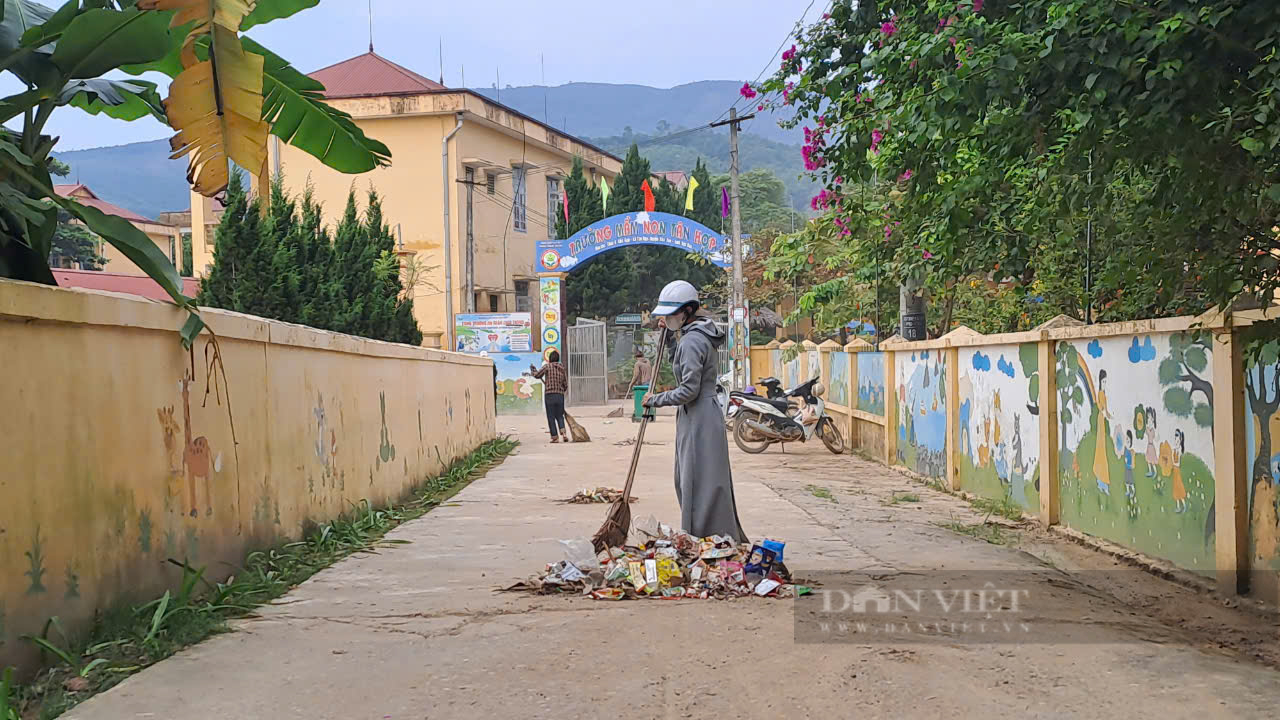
<box><xmin>651</xmin><ymin>280</ymin><xmax>699</xmax><ymax>316</ymax></box>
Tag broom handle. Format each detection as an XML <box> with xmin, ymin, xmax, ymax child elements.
<box><xmin>620</xmin><ymin>329</ymin><xmax>668</xmax><ymax>499</ymax></box>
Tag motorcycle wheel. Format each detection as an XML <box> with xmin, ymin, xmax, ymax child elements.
<box><xmin>733</xmin><ymin>413</ymin><xmax>772</xmax><ymax>454</ymax></box>
<box><xmin>818</xmin><ymin>417</ymin><xmax>846</xmax><ymax>455</ymax></box>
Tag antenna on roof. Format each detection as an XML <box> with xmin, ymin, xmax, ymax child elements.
<box><xmin>367</xmin><ymin>0</ymin><xmax>374</xmax><ymax>52</ymax></box>
<box><xmin>496</xmin><ymin>68</ymin><xmax>500</xmax><ymax>102</ymax></box>
<box><xmin>439</xmin><ymin>38</ymin><xmax>444</xmax><ymax>85</ymax></box>
<box><xmin>461</xmin><ymin>64</ymin><xmax>465</xmax><ymax>89</ymax></box>
<box><xmin>541</xmin><ymin>53</ymin><xmax>548</xmax><ymax>123</ymax></box>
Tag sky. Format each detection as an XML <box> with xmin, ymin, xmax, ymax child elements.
<box><xmin>13</xmin><ymin>0</ymin><xmax>824</xmax><ymax>151</ymax></box>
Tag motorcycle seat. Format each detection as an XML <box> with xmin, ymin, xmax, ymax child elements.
<box><xmin>733</xmin><ymin>392</ymin><xmax>792</xmax><ymax>411</ymax></box>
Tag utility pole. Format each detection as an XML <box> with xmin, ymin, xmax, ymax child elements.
<box><xmin>711</xmin><ymin>107</ymin><xmax>755</xmax><ymax>390</ymax></box>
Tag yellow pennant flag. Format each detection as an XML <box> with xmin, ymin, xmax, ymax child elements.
<box><xmin>685</xmin><ymin>175</ymin><xmax>700</xmax><ymax>211</ymax></box>
<box><xmin>601</xmin><ymin>177</ymin><xmax>610</xmax><ymax>214</ymax></box>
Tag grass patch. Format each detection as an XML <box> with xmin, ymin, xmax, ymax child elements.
<box><xmin>884</xmin><ymin>492</ymin><xmax>922</xmax><ymax>506</ymax></box>
<box><xmin>969</xmin><ymin>495</ymin><xmax>1025</xmax><ymax>523</ymax></box>
<box><xmin>805</xmin><ymin>484</ymin><xmax>837</xmax><ymax>503</ymax></box>
<box><xmin>935</xmin><ymin>519</ymin><xmax>1010</xmax><ymax>546</ymax></box>
<box><xmin>4</xmin><ymin>437</ymin><xmax>517</xmax><ymax>720</ymax></box>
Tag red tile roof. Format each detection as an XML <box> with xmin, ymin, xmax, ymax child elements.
<box><xmin>653</xmin><ymin>171</ymin><xmax>689</xmax><ymax>186</ymax></box>
<box><xmin>308</xmin><ymin>52</ymin><xmax>446</xmax><ymax>99</ymax></box>
<box><xmin>53</xmin><ymin>183</ymin><xmax>163</xmax><ymax>225</ymax></box>
<box><xmin>53</xmin><ymin>269</ymin><xmax>200</xmax><ymax>303</ymax></box>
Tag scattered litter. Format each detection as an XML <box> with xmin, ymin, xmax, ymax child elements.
<box><xmin>501</xmin><ymin>516</ymin><xmax>809</xmax><ymax>600</ymax></box>
<box><xmin>559</xmin><ymin>487</ymin><xmax>638</xmax><ymax>504</ymax></box>
<box><xmin>613</xmin><ymin>438</ymin><xmax>665</xmax><ymax>447</ymax></box>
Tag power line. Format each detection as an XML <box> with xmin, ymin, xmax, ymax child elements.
<box><xmin>718</xmin><ymin>0</ymin><xmax>827</xmax><ymax>123</ymax></box>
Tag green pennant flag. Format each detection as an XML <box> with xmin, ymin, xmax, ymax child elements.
<box><xmin>601</xmin><ymin>177</ymin><xmax>610</xmax><ymax>214</ymax></box>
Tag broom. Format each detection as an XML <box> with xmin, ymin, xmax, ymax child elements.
<box><xmin>563</xmin><ymin>412</ymin><xmax>591</xmax><ymax>442</ymax></box>
<box><xmin>592</xmin><ymin>328</ymin><xmax>669</xmax><ymax>552</ymax></box>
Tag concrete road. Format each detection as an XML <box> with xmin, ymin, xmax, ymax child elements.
<box><xmin>68</xmin><ymin>406</ymin><xmax>1280</xmax><ymax>719</ymax></box>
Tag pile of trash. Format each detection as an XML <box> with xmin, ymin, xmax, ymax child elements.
<box><xmin>502</xmin><ymin>516</ymin><xmax>810</xmax><ymax>600</ymax></box>
<box><xmin>559</xmin><ymin>487</ymin><xmax>637</xmax><ymax>504</ymax></box>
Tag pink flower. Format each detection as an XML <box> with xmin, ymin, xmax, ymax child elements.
<box><xmin>871</xmin><ymin>129</ymin><xmax>884</xmax><ymax>154</ymax></box>
<box><xmin>835</xmin><ymin>176</ymin><xmax>844</xmax><ymax>184</ymax></box>
<box><xmin>973</xmin><ymin>0</ymin><xmax>984</xmax><ymax>11</ymax></box>
<box><xmin>950</xmin><ymin>36</ymin><xmax>958</xmax><ymax>47</ymax></box>
<box><xmin>881</xmin><ymin>16</ymin><xmax>898</xmax><ymax>37</ymax></box>
<box><xmin>822</xmin><ymin>12</ymin><xmax>830</xmax><ymax>19</ymax></box>
<box><xmin>740</xmin><ymin>82</ymin><xmax>757</xmax><ymax>99</ymax></box>
<box><xmin>757</xmin><ymin>104</ymin><xmax>764</xmax><ymax>111</ymax></box>
<box><xmin>900</xmin><ymin>169</ymin><xmax>913</xmax><ymax>181</ymax></box>
<box><xmin>884</xmin><ymin>225</ymin><xmax>893</xmax><ymax>239</ymax></box>
<box><xmin>810</xmin><ymin>195</ymin><xmax>820</xmax><ymax>210</ymax></box>
<box><xmin>782</xmin><ymin>45</ymin><xmax>796</xmax><ymax>62</ymax></box>
<box><xmin>923</xmin><ymin>250</ymin><xmax>935</xmax><ymax>259</ymax></box>
<box><xmin>910</xmin><ymin>59</ymin><xmax>918</xmax><ymax>69</ymax></box>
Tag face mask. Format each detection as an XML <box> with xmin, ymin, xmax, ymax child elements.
<box><xmin>663</xmin><ymin>311</ymin><xmax>685</xmax><ymax>332</ymax></box>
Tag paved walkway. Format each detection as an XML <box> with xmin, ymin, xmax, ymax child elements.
<box><xmin>69</xmin><ymin>406</ymin><xmax>1280</xmax><ymax>719</ymax></box>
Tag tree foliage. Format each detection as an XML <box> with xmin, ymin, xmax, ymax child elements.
<box><xmin>48</xmin><ymin>210</ymin><xmax>105</xmax><ymax>270</ymax></box>
<box><xmin>198</xmin><ymin>174</ymin><xmax>422</xmax><ymax>345</ymax></box>
<box><xmin>0</xmin><ymin>0</ymin><xmax>389</xmax><ymax>347</ymax></box>
<box><xmin>753</xmin><ymin>0</ymin><xmax>1280</xmax><ymax>337</ymax></box>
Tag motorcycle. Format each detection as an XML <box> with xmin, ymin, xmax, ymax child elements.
<box><xmin>729</xmin><ymin>375</ymin><xmax>846</xmax><ymax>455</ymax></box>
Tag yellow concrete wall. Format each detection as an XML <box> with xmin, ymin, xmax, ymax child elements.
<box><xmin>0</xmin><ymin>279</ymin><xmax>496</xmax><ymax>674</ymax></box>
<box><xmin>98</xmin><ymin>226</ymin><xmax>178</xmax><ymax>275</ymax></box>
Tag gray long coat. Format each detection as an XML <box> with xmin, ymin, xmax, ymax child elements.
<box><xmin>650</xmin><ymin>317</ymin><xmax>748</xmax><ymax>542</ymax></box>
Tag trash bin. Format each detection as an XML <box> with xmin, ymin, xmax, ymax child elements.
<box><xmin>632</xmin><ymin>384</ymin><xmax>649</xmax><ymax>423</ymax></box>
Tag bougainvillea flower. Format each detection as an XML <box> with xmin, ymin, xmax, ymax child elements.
<box><xmin>881</xmin><ymin>17</ymin><xmax>898</xmax><ymax>37</ymax></box>
<box><xmin>973</xmin><ymin>0</ymin><xmax>984</xmax><ymax>11</ymax></box>
<box><xmin>740</xmin><ymin>82</ymin><xmax>757</xmax><ymax>99</ymax></box>
<box><xmin>871</xmin><ymin>129</ymin><xmax>884</xmax><ymax>153</ymax></box>
<box><xmin>923</xmin><ymin>250</ymin><xmax>935</xmax><ymax>259</ymax></box>
<box><xmin>782</xmin><ymin>45</ymin><xmax>796</xmax><ymax>61</ymax></box>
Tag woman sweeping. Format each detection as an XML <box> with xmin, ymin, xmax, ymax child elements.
<box><xmin>642</xmin><ymin>280</ymin><xmax>748</xmax><ymax>542</ymax></box>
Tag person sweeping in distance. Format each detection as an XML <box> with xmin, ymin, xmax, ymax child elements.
<box><xmin>642</xmin><ymin>280</ymin><xmax>748</xmax><ymax>542</ymax></box>
<box><xmin>529</xmin><ymin>350</ymin><xmax>570</xmax><ymax>443</ymax></box>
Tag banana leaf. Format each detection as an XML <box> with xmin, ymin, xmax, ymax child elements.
<box><xmin>240</xmin><ymin>0</ymin><xmax>318</xmax><ymax>31</ymax></box>
<box><xmin>50</xmin><ymin>6</ymin><xmax>171</xmax><ymax>79</ymax></box>
<box><xmin>245</xmin><ymin>36</ymin><xmax>391</xmax><ymax>173</ymax></box>
<box><xmin>59</xmin><ymin>77</ymin><xmax>166</xmax><ymax>121</ymax></box>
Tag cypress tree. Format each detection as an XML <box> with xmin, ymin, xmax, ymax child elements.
<box><xmin>197</xmin><ymin>173</ymin><xmax>252</xmax><ymax>311</ymax></box>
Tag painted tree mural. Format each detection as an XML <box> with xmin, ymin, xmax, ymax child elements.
<box><xmin>1159</xmin><ymin>331</ymin><xmax>1214</xmax><ymax>434</ymax></box>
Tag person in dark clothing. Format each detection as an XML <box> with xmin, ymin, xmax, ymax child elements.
<box><xmin>529</xmin><ymin>350</ymin><xmax>570</xmax><ymax>443</ymax></box>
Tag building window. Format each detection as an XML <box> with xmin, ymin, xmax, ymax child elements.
<box><xmin>514</xmin><ymin>280</ymin><xmax>531</xmax><ymax>312</ymax></box>
<box><xmin>486</xmin><ymin>172</ymin><xmax>495</xmax><ymax>195</ymax></box>
<box><xmin>512</xmin><ymin>166</ymin><xmax>527</xmax><ymax>233</ymax></box>
<box><xmin>169</xmin><ymin>236</ymin><xmax>177</xmax><ymax>266</ymax></box>
<box><xmin>489</xmin><ymin>294</ymin><xmax>499</xmax><ymax>313</ymax></box>
<box><xmin>546</xmin><ymin>178</ymin><xmax>562</xmax><ymax>239</ymax></box>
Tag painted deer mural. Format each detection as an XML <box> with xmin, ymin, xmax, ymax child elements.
<box><xmin>180</xmin><ymin>369</ymin><xmax>216</xmax><ymax>518</ymax></box>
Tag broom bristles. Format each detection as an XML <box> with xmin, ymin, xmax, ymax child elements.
<box><xmin>591</xmin><ymin>500</ymin><xmax>631</xmax><ymax>552</ymax></box>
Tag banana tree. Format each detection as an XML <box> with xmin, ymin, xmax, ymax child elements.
<box><xmin>0</xmin><ymin>0</ymin><xmax>390</xmax><ymax>345</ymax></box>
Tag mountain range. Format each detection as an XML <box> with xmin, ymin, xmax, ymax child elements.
<box><xmin>53</xmin><ymin>81</ymin><xmax>810</xmax><ymax>220</ymax></box>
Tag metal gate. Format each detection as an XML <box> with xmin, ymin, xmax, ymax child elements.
<box><xmin>567</xmin><ymin>318</ymin><xmax>608</xmax><ymax>406</ymax></box>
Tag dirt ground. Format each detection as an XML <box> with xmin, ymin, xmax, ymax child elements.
<box><xmin>67</xmin><ymin>405</ymin><xmax>1280</xmax><ymax>720</ymax></box>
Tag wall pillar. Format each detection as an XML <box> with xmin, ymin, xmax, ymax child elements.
<box><xmin>1212</xmin><ymin>328</ymin><xmax>1248</xmax><ymax>594</ymax></box>
<box><xmin>946</xmin><ymin>345</ymin><xmax>960</xmax><ymax>490</ymax></box>
<box><xmin>885</xmin><ymin>349</ymin><xmax>897</xmax><ymax>466</ymax></box>
<box><xmin>1038</xmin><ymin>336</ymin><xmax>1060</xmax><ymax>526</ymax></box>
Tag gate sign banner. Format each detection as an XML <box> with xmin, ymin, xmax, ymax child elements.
<box><xmin>536</xmin><ymin>212</ymin><xmax>731</xmax><ymax>273</ymax></box>
<box><xmin>539</xmin><ymin>277</ymin><xmax>562</xmax><ymax>361</ymax></box>
<box><xmin>455</xmin><ymin>313</ymin><xmax>531</xmax><ymax>354</ymax></box>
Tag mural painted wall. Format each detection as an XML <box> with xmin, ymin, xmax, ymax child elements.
<box><xmin>829</xmin><ymin>352</ymin><xmax>850</xmax><ymax>408</ymax></box>
<box><xmin>768</xmin><ymin>349</ymin><xmax>781</xmax><ymax>382</ymax></box>
<box><xmin>0</xmin><ymin>281</ymin><xmax>497</xmax><ymax>673</ymax></box>
<box><xmin>1243</xmin><ymin>348</ymin><xmax>1280</xmax><ymax>593</ymax></box>
<box><xmin>958</xmin><ymin>344</ymin><xmax>1041</xmax><ymax>513</ymax></box>
<box><xmin>493</xmin><ymin>352</ymin><xmax>546</xmax><ymax>416</ymax></box>
<box><xmin>784</xmin><ymin>351</ymin><xmax>801</xmax><ymax>391</ymax></box>
<box><xmin>1056</xmin><ymin>332</ymin><xmax>1216</xmax><ymax>575</ymax></box>
<box><xmin>856</xmin><ymin>352</ymin><xmax>886</xmax><ymax>416</ymax></box>
<box><xmin>896</xmin><ymin>350</ymin><xmax>947</xmax><ymax>480</ymax></box>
